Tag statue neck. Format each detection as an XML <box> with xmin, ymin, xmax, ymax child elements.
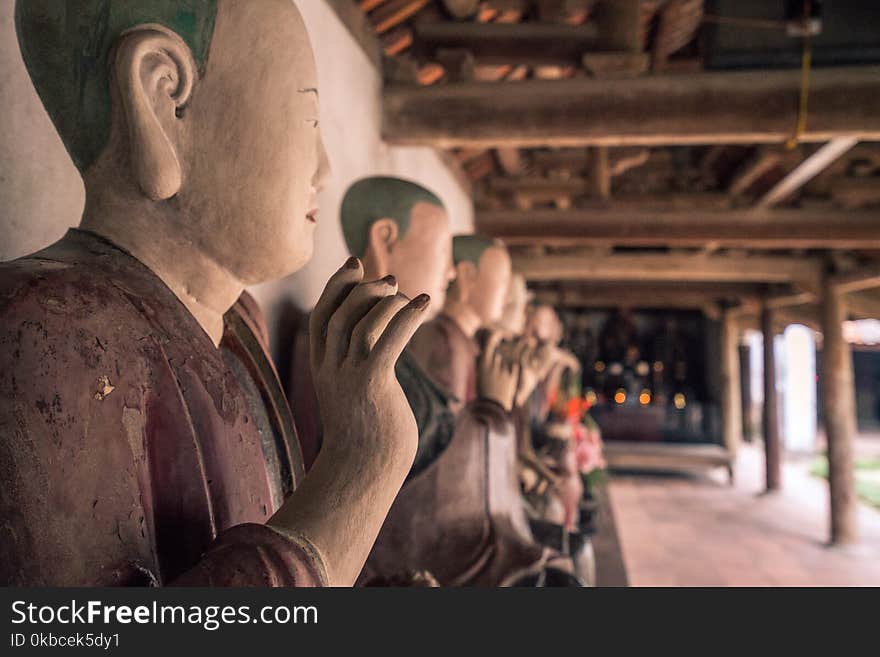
<box><xmin>443</xmin><ymin>297</ymin><xmax>482</xmax><ymax>339</ymax></box>
<box><xmin>360</xmin><ymin>249</ymin><xmax>386</xmax><ymax>282</ymax></box>
<box><xmin>80</xmin><ymin>199</ymin><xmax>243</xmax><ymax>348</ymax></box>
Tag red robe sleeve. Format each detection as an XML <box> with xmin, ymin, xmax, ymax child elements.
<box><xmin>173</xmin><ymin>524</ymin><xmax>327</xmax><ymax>587</ymax></box>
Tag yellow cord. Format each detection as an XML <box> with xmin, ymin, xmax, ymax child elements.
<box><xmin>786</xmin><ymin>9</ymin><xmax>813</xmax><ymax>150</ymax></box>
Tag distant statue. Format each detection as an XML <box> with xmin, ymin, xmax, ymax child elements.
<box><xmin>311</xmin><ymin>190</ymin><xmax>565</xmax><ymax>585</ymax></box>
<box><xmin>1</xmin><ymin>0</ymin><xmax>429</xmax><ymax>586</ymax></box>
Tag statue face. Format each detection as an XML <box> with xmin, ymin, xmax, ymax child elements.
<box><xmin>468</xmin><ymin>245</ymin><xmax>512</xmax><ymax>326</ymax></box>
<box><xmin>527</xmin><ymin>305</ymin><xmax>563</xmax><ymax>344</ymax></box>
<box><xmin>178</xmin><ymin>0</ymin><xmax>329</xmax><ymax>284</ymax></box>
<box><xmin>498</xmin><ymin>274</ymin><xmax>529</xmax><ymax>337</ymax></box>
<box><xmin>387</xmin><ymin>202</ymin><xmax>455</xmax><ymax>317</ymax></box>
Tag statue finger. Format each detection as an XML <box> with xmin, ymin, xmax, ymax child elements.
<box><xmin>309</xmin><ymin>258</ymin><xmax>363</xmax><ymax>367</ymax></box>
<box><xmin>370</xmin><ymin>294</ymin><xmax>431</xmax><ymax>371</ymax></box>
<box><xmin>480</xmin><ymin>329</ymin><xmax>504</xmax><ymax>371</ymax></box>
<box><xmin>327</xmin><ymin>275</ymin><xmax>398</xmax><ymax>364</ymax></box>
<box><xmin>350</xmin><ymin>292</ymin><xmax>410</xmax><ymax>358</ymax></box>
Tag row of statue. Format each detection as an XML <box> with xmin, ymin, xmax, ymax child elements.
<box><xmin>0</xmin><ymin>1</ymin><xmax>595</xmax><ymax>586</ymax></box>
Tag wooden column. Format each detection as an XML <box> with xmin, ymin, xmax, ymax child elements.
<box><xmin>592</xmin><ymin>146</ymin><xmax>611</xmax><ymax>200</ymax></box>
<box><xmin>720</xmin><ymin>310</ymin><xmax>743</xmax><ymax>458</ymax></box>
<box><xmin>761</xmin><ymin>303</ymin><xmax>782</xmax><ymax>491</ymax></box>
<box><xmin>820</xmin><ymin>276</ymin><xmax>859</xmax><ymax>545</ymax></box>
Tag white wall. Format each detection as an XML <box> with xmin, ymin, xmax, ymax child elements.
<box><xmin>0</xmin><ymin>1</ymin><xmax>84</xmax><ymax>261</ymax></box>
<box><xmin>0</xmin><ymin>0</ymin><xmax>473</xmax><ymax>345</ymax></box>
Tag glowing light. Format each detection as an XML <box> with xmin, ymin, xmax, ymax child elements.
<box><xmin>614</xmin><ymin>389</ymin><xmax>626</xmax><ymax>405</ymax></box>
<box><xmin>639</xmin><ymin>390</ymin><xmax>651</xmax><ymax>405</ymax></box>
<box><xmin>674</xmin><ymin>393</ymin><xmax>686</xmax><ymax>410</ymax></box>
<box><xmin>653</xmin><ymin>361</ymin><xmax>664</xmax><ymax>373</ymax></box>
<box><xmin>594</xmin><ymin>361</ymin><xmax>606</xmax><ymax>373</ymax></box>
<box><xmin>585</xmin><ymin>390</ymin><xmax>598</xmax><ymax>405</ymax></box>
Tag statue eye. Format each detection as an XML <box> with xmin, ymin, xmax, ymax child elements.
<box><xmin>306</xmin><ymin>119</ymin><xmax>319</xmax><ymax>128</ymax></box>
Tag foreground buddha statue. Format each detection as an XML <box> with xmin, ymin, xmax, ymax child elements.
<box><xmin>0</xmin><ymin>0</ymin><xmax>428</xmax><ymax>587</ymax></box>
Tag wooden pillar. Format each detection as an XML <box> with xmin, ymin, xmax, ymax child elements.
<box><xmin>820</xmin><ymin>276</ymin><xmax>859</xmax><ymax>545</ymax></box>
<box><xmin>592</xmin><ymin>146</ymin><xmax>610</xmax><ymax>200</ymax></box>
<box><xmin>761</xmin><ymin>303</ymin><xmax>782</xmax><ymax>491</ymax></box>
<box><xmin>720</xmin><ymin>310</ymin><xmax>742</xmax><ymax>457</ymax></box>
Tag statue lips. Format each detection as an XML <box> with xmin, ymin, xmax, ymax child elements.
<box><xmin>306</xmin><ymin>208</ymin><xmax>319</xmax><ymax>224</ymax></box>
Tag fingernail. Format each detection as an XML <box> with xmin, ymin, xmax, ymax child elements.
<box><xmin>344</xmin><ymin>257</ymin><xmax>360</xmax><ymax>270</ymax></box>
<box><xmin>413</xmin><ymin>293</ymin><xmax>431</xmax><ymax>309</ymax></box>
<box><xmin>383</xmin><ymin>274</ymin><xmax>397</xmax><ymax>286</ymax></box>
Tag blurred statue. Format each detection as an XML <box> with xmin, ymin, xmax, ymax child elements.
<box><xmin>495</xmin><ymin>273</ymin><xmax>530</xmax><ymax>338</ymax></box>
<box><xmin>327</xmin><ymin>182</ymin><xmax>565</xmax><ymax>585</ymax></box>
<box><xmin>1</xmin><ymin>0</ymin><xmax>429</xmax><ymax>587</ymax></box>
<box><xmin>408</xmin><ymin>235</ymin><xmax>512</xmax><ymax>413</ymax></box>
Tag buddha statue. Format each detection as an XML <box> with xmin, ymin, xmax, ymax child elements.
<box><xmin>408</xmin><ymin>235</ymin><xmax>512</xmax><ymax>414</ymax></box>
<box><xmin>0</xmin><ymin>0</ymin><xmax>429</xmax><ymax>587</ymax></box>
<box><xmin>313</xmin><ymin>180</ymin><xmax>569</xmax><ymax>585</ymax></box>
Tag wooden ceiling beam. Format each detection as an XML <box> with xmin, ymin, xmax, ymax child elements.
<box><xmin>413</xmin><ymin>21</ymin><xmax>601</xmax><ymax>67</ymax></box>
<box><xmin>846</xmin><ymin>291</ymin><xmax>880</xmax><ymax>320</ymax></box>
<box><xmin>727</xmin><ymin>148</ymin><xmax>782</xmax><ymax>196</ymax></box>
<box><xmin>478</xmin><ymin>206</ymin><xmax>880</xmax><ymax>249</ymax></box>
<box><xmin>384</xmin><ymin>67</ymin><xmax>880</xmax><ymax>148</ymax></box>
<box><xmin>830</xmin><ymin>263</ymin><xmax>880</xmax><ymax>294</ymax></box>
<box><xmin>531</xmin><ymin>282</ymin><xmax>769</xmax><ymax>309</ymax></box>
<box><xmin>513</xmin><ymin>252</ymin><xmax>823</xmax><ymax>288</ymax></box>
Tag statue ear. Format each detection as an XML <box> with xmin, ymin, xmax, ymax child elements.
<box><xmin>455</xmin><ymin>260</ymin><xmax>478</xmax><ymax>299</ymax></box>
<box><xmin>113</xmin><ymin>25</ymin><xmax>196</xmax><ymax>200</ymax></box>
<box><xmin>367</xmin><ymin>218</ymin><xmax>400</xmax><ymax>256</ymax></box>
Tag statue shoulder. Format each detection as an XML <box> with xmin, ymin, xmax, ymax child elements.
<box><xmin>0</xmin><ymin>254</ymin><xmax>155</xmax><ymax>342</ymax></box>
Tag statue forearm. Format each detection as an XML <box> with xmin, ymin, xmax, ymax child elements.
<box><xmin>268</xmin><ymin>437</ymin><xmax>414</xmax><ymax>586</ymax></box>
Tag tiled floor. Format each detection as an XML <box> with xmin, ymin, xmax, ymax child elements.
<box><xmin>608</xmin><ymin>443</ymin><xmax>880</xmax><ymax>586</ymax></box>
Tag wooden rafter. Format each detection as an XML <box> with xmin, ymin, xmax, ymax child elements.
<box><xmin>757</xmin><ymin>137</ymin><xmax>859</xmax><ymax>209</ymax></box>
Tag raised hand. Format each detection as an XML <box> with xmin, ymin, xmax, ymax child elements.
<box><xmin>477</xmin><ymin>330</ymin><xmax>519</xmax><ymax>412</ymax></box>
<box><xmin>514</xmin><ymin>339</ymin><xmax>557</xmax><ymax>408</ymax></box>
<box><xmin>269</xmin><ymin>258</ymin><xmax>431</xmax><ymax>586</ymax></box>
<box><xmin>309</xmin><ymin>257</ymin><xmax>430</xmax><ymax>471</ymax></box>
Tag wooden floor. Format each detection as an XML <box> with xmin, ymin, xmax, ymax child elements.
<box><xmin>608</xmin><ymin>443</ymin><xmax>880</xmax><ymax>586</ymax></box>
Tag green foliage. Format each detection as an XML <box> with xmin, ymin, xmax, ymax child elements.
<box><xmin>810</xmin><ymin>455</ymin><xmax>880</xmax><ymax>510</ymax></box>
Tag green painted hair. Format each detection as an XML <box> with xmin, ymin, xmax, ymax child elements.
<box><xmin>452</xmin><ymin>234</ymin><xmax>498</xmax><ymax>266</ymax></box>
<box><xmin>15</xmin><ymin>0</ymin><xmax>218</xmax><ymax>171</ymax></box>
<box><xmin>340</xmin><ymin>176</ymin><xmax>445</xmax><ymax>257</ymax></box>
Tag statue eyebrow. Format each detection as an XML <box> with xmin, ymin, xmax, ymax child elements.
<box><xmin>298</xmin><ymin>87</ymin><xmax>319</xmax><ymax>97</ymax></box>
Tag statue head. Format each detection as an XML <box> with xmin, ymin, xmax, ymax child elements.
<box><xmin>526</xmin><ymin>304</ymin><xmax>563</xmax><ymax>344</ymax></box>
<box><xmin>495</xmin><ymin>273</ymin><xmax>530</xmax><ymax>337</ymax></box>
<box><xmin>448</xmin><ymin>235</ymin><xmax>511</xmax><ymax>327</ymax></box>
<box><xmin>341</xmin><ymin>176</ymin><xmax>454</xmax><ymax>317</ymax></box>
<box><xmin>16</xmin><ymin>0</ymin><xmax>329</xmax><ymax>284</ymax></box>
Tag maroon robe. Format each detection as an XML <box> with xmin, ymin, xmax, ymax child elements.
<box><xmin>407</xmin><ymin>313</ymin><xmax>478</xmax><ymax>414</ymax></box>
<box><xmin>363</xmin><ymin>398</ymin><xmax>551</xmax><ymax>586</ymax></box>
<box><xmin>364</xmin><ymin>314</ymin><xmax>559</xmax><ymax>586</ymax></box>
<box><xmin>0</xmin><ymin>230</ymin><xmax>324</xmax><ymax>586</ymax></box>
